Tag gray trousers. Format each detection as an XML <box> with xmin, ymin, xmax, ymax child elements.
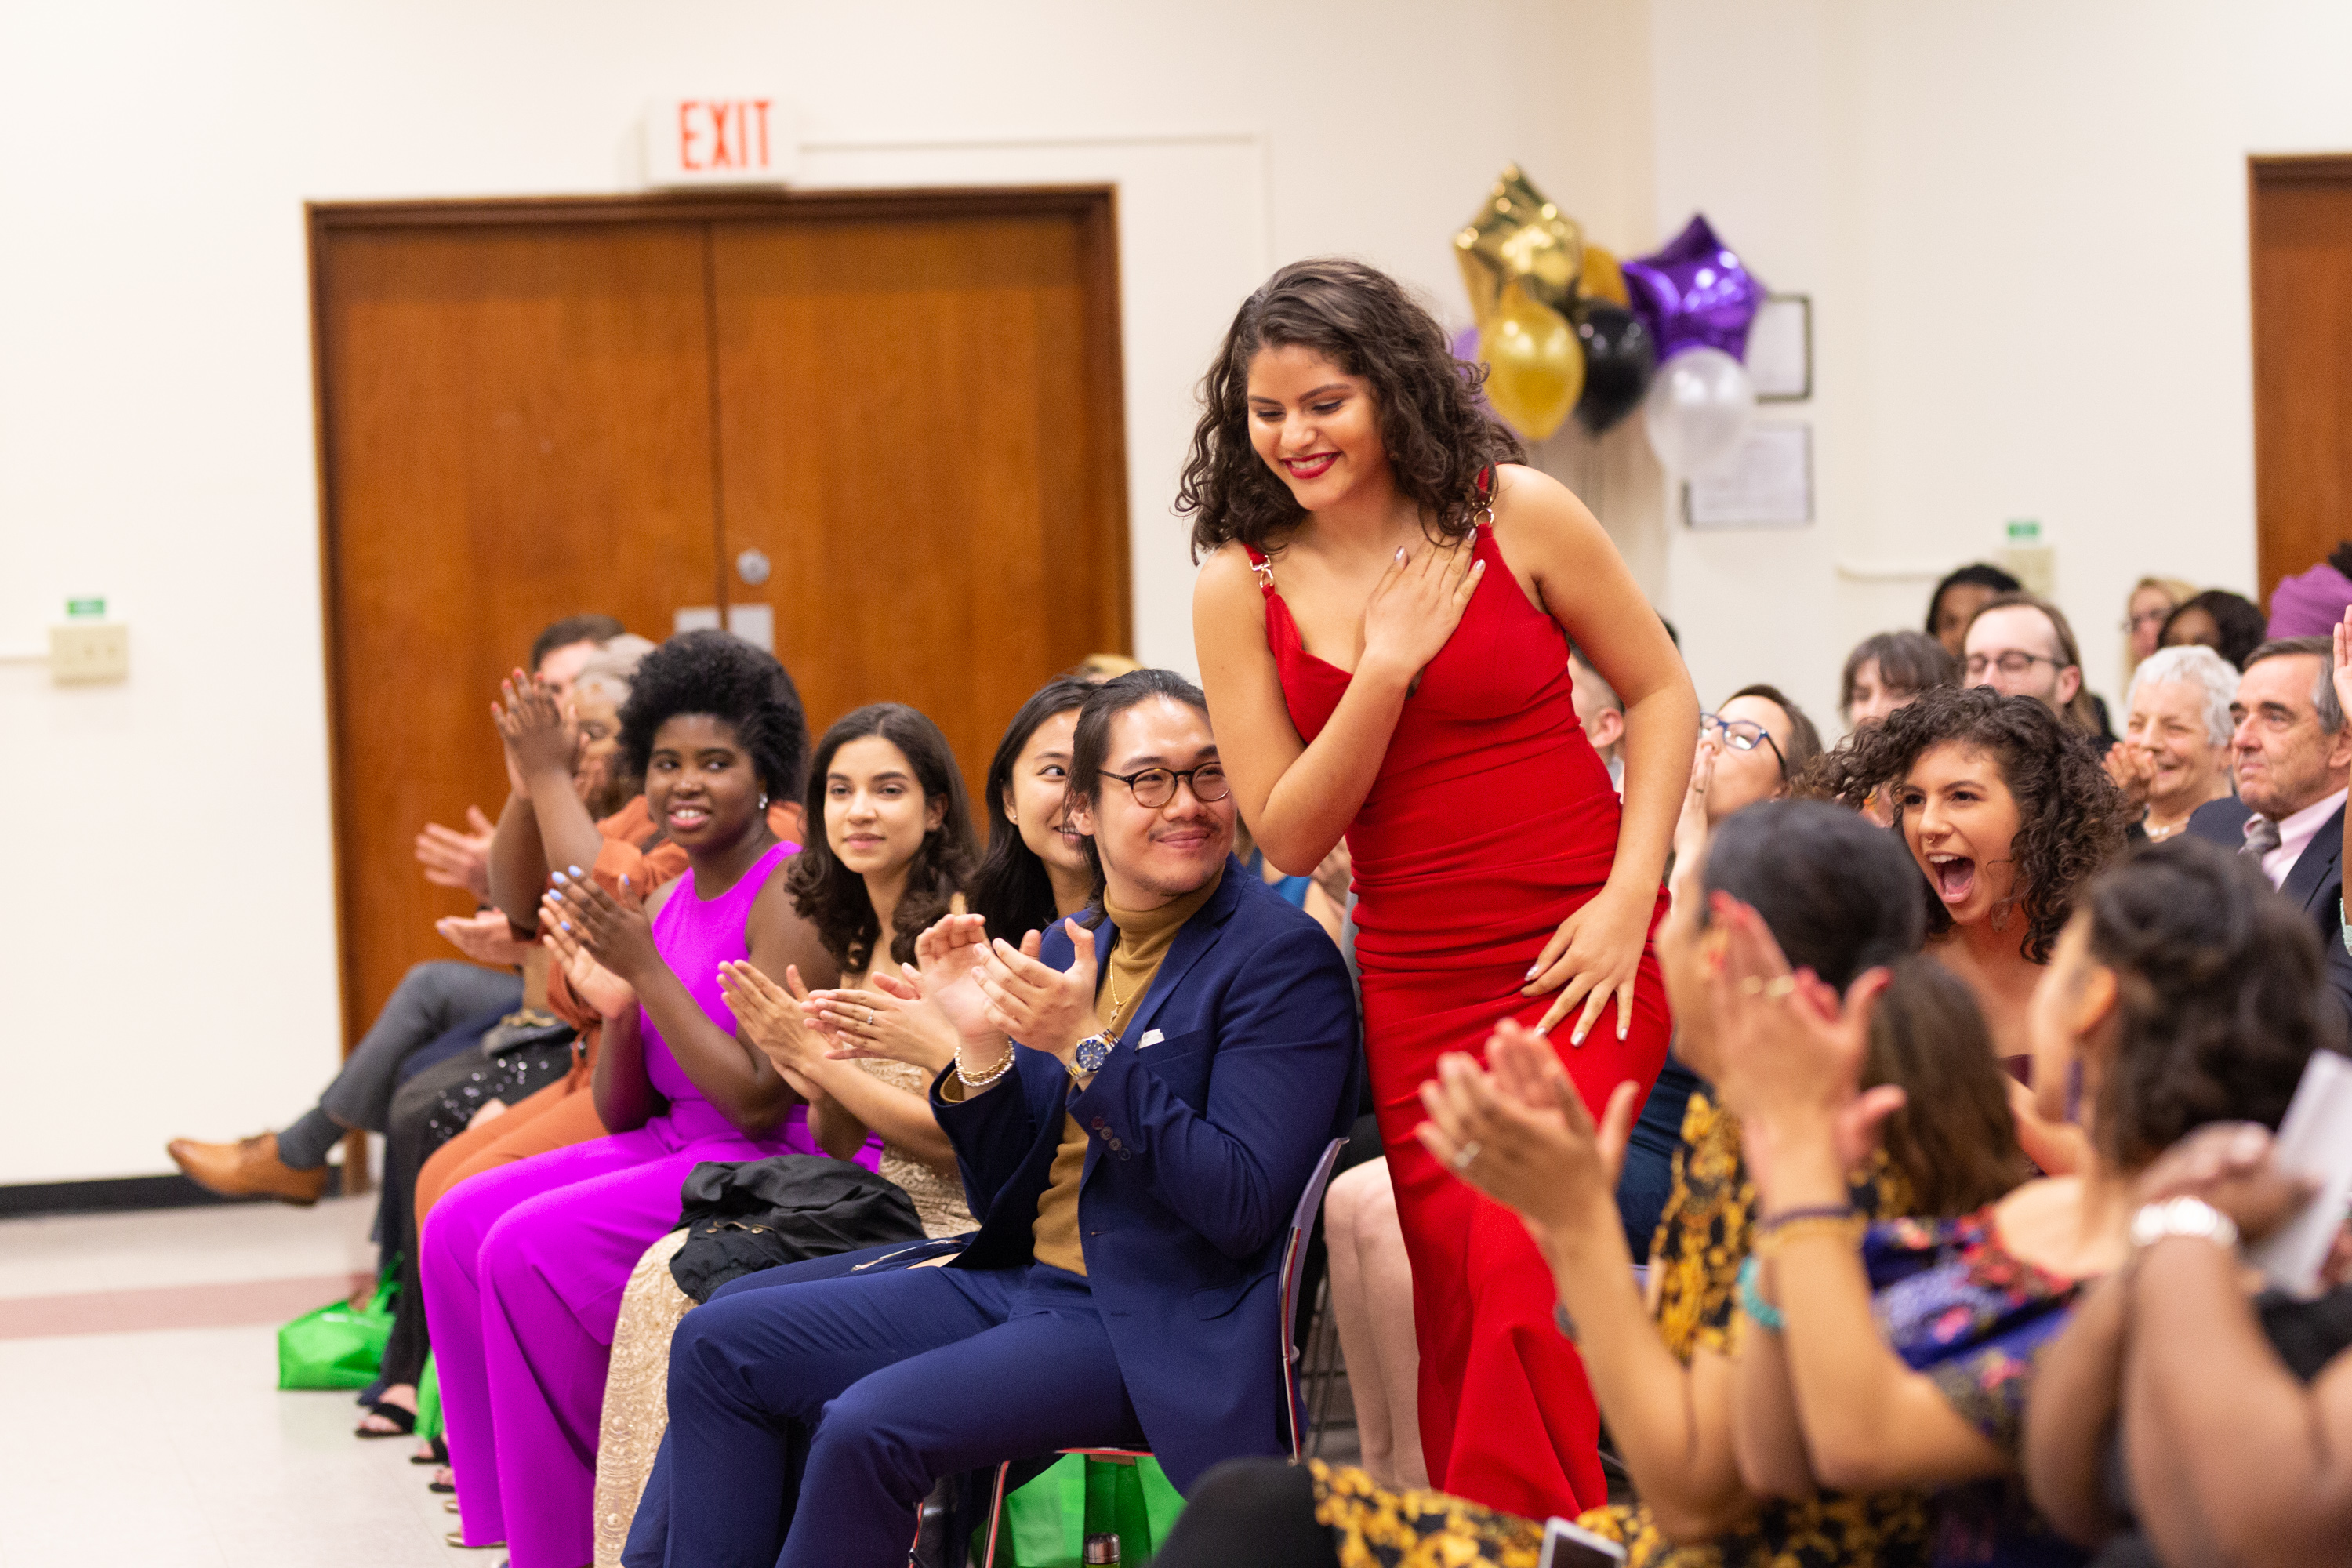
<box><xmin>316</xmin><ymin>960</ymin><xmax>523</xmax><ymax>1134</ymax></box>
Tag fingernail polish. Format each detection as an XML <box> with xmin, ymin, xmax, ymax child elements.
<box><xmin>1617</xmin><ymin>1021</ymin><xmax>1630</xmax><ymax>1040</ymax></box>
<box><xmin>560</xmin><ymin>921</ymin><xmax>572</xmax><ymax>931</ymax></box>
<box><xmin>550</xmin><ymin>869</ymin><xmax>567</xmax><ymax>882</ymax></box>
<box><xmin>1394</xmin><ymin>546</ymin><xmax>1406</xmax><ymax>564</ymax></box>
<box><xmin>568</xmin><ymin>866</ymin><xmax>583</xmax><ymax>877</ymax></box>
<box><xmin>1532</xmin><ymin>1023</ymin><xmax>1549</xmax><ymax>1038</ymax></box>
<box><xmin>1570</xmin><ymin>1025</ymin><xmax>1588</xmax><ymax>1047</ymax></box>
<box><xmin>1524</xmin><ymin>964</ymin><xmax>1538</xmax><ymax>981</ymax></box>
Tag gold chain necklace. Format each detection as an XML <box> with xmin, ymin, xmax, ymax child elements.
<box><xmin>1101</xmin><ymin>938</ymin><xmax>1130</xmax><ymax>1039</ymax></box>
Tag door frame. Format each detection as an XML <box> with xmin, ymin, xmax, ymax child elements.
<box><xmin>303</xmin><ymin>185</ymin><xmax>1131</xmax><ymax>1067</ymax></box>
<box><xmin>2248</xmin><ymin>154</ymin><xmax>2352</xmax><ymax>602</ymax></box>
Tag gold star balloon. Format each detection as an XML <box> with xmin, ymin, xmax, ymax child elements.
<box><xmin>1457</xmin><ymin>165</ymin><xmax>1584</xmax><ymax>441</ymax></box>
<box><xmin>1455</xmin><ymin>163</ymin><xmax>1584</xmax><ymax>328</ymax></box>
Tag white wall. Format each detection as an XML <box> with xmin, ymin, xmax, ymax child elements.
<box><xmin>0</xmin><ymin>0</ymin><xmax>1632</xmax><ymax>1184</ymax></box>
<box><xmin>1645</xmin><ymin>0</ymin><xmax>2352</xmax><ymax>728</ymax></box>
<box><xmin>13</xmin><ymin>0</ymin><xmax>2348</xmax><ymax>1185</ymax></box>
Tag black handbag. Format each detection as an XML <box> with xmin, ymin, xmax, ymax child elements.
<box><xmin>668</xmin><ymin>1155</ymin><xmax>927</xmax><ymax>1303</ymax></box>
<box><xmin>477</xmin><ymin>1007</ymin><xmax>576</xmax><ymax>1062</ymax></box>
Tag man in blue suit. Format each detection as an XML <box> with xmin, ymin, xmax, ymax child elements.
<box><xmin>2185</xmin><ymin>635</ymin><xmax>2352</xmax><ymax>1022</ymax></box>
<box><xmin>656</xmin><ymin>670</ymin><xmax>1360</xmax><ymax>1568</ymax></box>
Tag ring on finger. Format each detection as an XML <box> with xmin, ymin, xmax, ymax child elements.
<box><xmin>1449</xmin><ymin>1140</ymin><xmax>1483</xmax><ymax>1174</ymax></box>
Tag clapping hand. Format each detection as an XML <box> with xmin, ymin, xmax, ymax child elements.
<box><xmin>1414</xmin><ymin>1020</ymin><xmax>1641</xmax><ymax>1242</ymax></box>
<box><xmin>2334</xmin><ymin>607</ymin><xmax>2352</xmax><ymax>732</ymax></box>
<box><xmin>437</xmin><ymin>908</ymin><xmax>536</xmax><ymax>967</ymax></box>
<box><xmin>1704</xmin><ymin>893</ymin><xmax>1904</xmax><ymax>1197</ymax></box>
<box><xmin>415</xmin><ymin>806</ymin><xmax>496</xmax><ymax>902</ymax></box>
<box><xmin>908</xmin><ymin>913</ymin><xmax>1005</xmax><ymax>1048</ymax></box>
<box><xmin>542</xmin><ymin>869</ymin><xmax>659</xmax><ymax>991</ymax></box>
<box><xmin>978</xmin><ymin>920</ymin><xmax>1102</xmax><ymax>1069</ymax></box>
<box><xmin>811</xmin><ymin>970</ymin><xmax>960</xmax><ymax>1073</ymax></box>
<box><xmin>718</xmin><ymin>960</ymin><xmax>828</xmax><ymax>1097</ymax></box>
<box><xmin>493</xmin><ymin>668</ymin><xmax>577</xmax><ymax>783</ymax></box>
<box><xmin>2103</xmin><ymin>742</ymin><xmax>2156</xmax><ymax>814</ymax></box>
<box><xmin>541</xmin><ymin>890</ymin><xmax>637</xmax><ymax>1022</ymax></box>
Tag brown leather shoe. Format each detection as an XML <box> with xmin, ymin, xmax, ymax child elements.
<box><xmin>165</xmin><ymin>1132</ymin><xmax>330</xmax><ymax>1206</ymax></box>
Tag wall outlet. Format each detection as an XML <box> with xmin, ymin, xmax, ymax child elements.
<box><xmin>49</xmin><ymin>622</ymin><xmax>129</xmax><ymax>684</ymax></box>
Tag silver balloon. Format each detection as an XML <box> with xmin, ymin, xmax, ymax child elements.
<box><xmin>1642</xmin><ymin>347</ymin><xmax>1755</xmax><ymax>474</ymax></box>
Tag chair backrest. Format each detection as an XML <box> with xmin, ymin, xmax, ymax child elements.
<box><xmin>1276</xmin><ymin>1135</ymin><xmax>1348</xmax><ymax>1458</ymax></box>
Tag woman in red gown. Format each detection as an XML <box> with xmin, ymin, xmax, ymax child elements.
<box><xmin>1188</xmin><ymin>259</ymin><xmax>1697</xmax><ymax>1519</ymax></box>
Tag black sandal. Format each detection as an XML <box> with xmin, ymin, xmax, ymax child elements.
<box><xmin>410</xmin><ymin>1433</ymin><xmax>450</xmax><ymax>1465</ymax></box>
<box><xmin>354</xmin><ymin>1399</ymin><xmax>416</xmax><ymax>1438</ymax></box>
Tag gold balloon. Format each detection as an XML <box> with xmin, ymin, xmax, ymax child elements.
<box><xmin>1479</xmin><ymin>279</ymin><xmax>1583</xmax><ymax>442</ymax></box>
<box><xmin>1457</xmin><ymin>163</ymin><xmax>1583</xmax><ymax>333</ymax></box>
<box><xmin>1578</xmin><ymin>242</ymin><xmax>1630</xmax><ymax>308</ymax></box>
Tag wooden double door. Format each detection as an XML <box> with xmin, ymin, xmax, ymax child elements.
<box><xmin>311</xmin><ymin>189</ymin><xmax>1129</xmax><ymax>1044</ymax></box>
<box><xmin>2252</xmin><ymin>156</ymin><xmax>2352</xmax><ymax>601</ymax></box>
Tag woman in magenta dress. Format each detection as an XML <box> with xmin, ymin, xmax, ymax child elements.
<box><xmin>421</xmin><ymin>630</ymin><xmax>873</xmax><ymax>1567</ymax></box>
<box><xmin>1189</xmin><ymin>259</ymin><xmax>1698</xmax><ymax>1519</ymax></box>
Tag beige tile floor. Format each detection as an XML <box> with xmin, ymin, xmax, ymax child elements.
<box><xmin>0</xmin><ymin>1196</ymin><xmax>467</xmax><ymax>1566</ymax></box>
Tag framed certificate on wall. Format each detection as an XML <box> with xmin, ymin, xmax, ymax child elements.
<box><xmin>1684</xmin><ymin>423</ymin><xmax>1813</xmax><ymax>528</ymax></box>
<box><xmin>1748</xmin><ymin>295</ymin><xmax>1812</xmax><ymax>401</ymax></box>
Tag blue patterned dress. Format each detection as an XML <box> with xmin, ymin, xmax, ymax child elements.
<box><xmin>1865</xmin><ymin>1210</ymin><xmax>2091</xmax><ymax>1568</ymax></box>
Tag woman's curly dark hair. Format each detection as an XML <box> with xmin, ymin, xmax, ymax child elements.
<box><xmin>617</xmin><ymin>628</ymin><xmax>809</xmax><ymax>803</ymax></box>
<box><xmin>2082</xmin><ymin>837</ymin><xmax>2330</xmax><ymax>1171</ymax></box>
<box><xmin>784</xmin><ymin>704</ymin><xmax>977</xmax><ymax>974</ymax></box>
<box><xmin>1178</xmin><ymin>257</ymin><xmax>1525</xmax><ymax>559</ymax></box>
<box><xmin>1797</xmin><ymin>685</ymin><xmax>2130</xmax><ymax>961</ymax></box>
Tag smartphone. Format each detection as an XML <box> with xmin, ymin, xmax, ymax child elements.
<box><xmin>1537</xmin><ymin>1516</ymin><xmax>1629</xmax><ymax>1568</ymax></box>
<box><xmin>2247</xmin><ymin>1048</ymin><xmax>2352</xmax><ymax>1299</ymax></box>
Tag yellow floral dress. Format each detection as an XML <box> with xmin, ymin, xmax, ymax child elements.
<box><xmin>1308</xmin><ymin>1094</ymin><xmax>1930</xmax><ymax>1568</ymax></box>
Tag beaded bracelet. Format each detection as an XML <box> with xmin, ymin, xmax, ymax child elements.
<box><xmin>955</xmin><ymin>1041</ymin><xmax>1018</xmax><ymax>1089</ymax></box>
<box><xmin>1736</xmin><ymin>1255</ymin><xmax>1784</xmax><ymax>1334</ymax></box>
<box><xmin>1753</xmin><ymin>1213</ymin><xmax>1869</xmax><ymax>1258</ymax></box>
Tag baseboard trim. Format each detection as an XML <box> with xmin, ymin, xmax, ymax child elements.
<box><xmin>0</xmin><ymin>1165</ymin><xmax>350</xmax><ymax>1221</ymax></box>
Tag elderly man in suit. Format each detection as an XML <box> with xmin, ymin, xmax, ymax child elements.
<box><xmin>646</xmin><ymin>670</ymin><xmax>1361</xmax><ymax>1568</ymax></box>
<box><xmin>2187</xmin><ymin>635</ymin><xmax>2352</xmax><ymax>1019</ymax></box>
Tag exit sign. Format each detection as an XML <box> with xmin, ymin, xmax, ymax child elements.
<box><xmin>644</xmin><ymin>96</ymin><xmax>797</xmax><ymax>187</ymax></box>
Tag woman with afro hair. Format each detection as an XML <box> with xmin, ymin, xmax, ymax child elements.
<box><xmin>1803</xmin><ymin>684</ymin><xmax>2132</xmax><ymax>1168</ymax></box>
<box><xmin>422</xmin><ymin>629</ymin><xmax>862</xmax><ymax>1568</ymax></box>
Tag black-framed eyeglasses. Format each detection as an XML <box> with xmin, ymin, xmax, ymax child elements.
<box><xmin>1701</xmin><ymin>712</ymin><xmax>1786</xmax><ymax>778</ymax></box>
<box><xmin>1962</xmin><ymin>650</ymin><xmax>2062</xmax><ymax>681</ymax></box>
<box><xmin>1100</xmin><ymin>764</ymin><xmax>1231</xmax><ymax>809</ymax></box>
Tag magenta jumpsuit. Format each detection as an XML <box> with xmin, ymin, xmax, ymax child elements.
<box><xmin>421</xmin><ymin>840</ymin><xmax>878</xmax><ymax>1565</ymax></box>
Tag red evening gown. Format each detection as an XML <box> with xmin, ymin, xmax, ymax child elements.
<box><xmin>1243</xmin><ymin>519</ymin><xmax>1671</xmax><ymax>1520</ymax></box>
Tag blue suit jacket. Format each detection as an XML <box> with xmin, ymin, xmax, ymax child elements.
<box><xmin>2186</xmin><ymin>795</ymin><xmax>2352</xmax><ymax>1022</ymax></box>
<box><xmin>928</xmin><ymin>859</ymin><xmax>1360</xmax><ymax>1490</ymax></box>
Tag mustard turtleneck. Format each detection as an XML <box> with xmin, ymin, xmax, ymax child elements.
<box><xmin>1029</xmin><ymin>869</ymin><xmax>1222</xmax><ymax>1274</ymax></box>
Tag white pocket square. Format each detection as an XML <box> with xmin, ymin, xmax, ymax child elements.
<box><xmin>1139</xmin><ymin>1029</ymin><xmax>1164</xmax><ymax>1048</ymax></box>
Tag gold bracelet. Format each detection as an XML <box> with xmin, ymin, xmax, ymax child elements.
<box><xmin>955</xmin><ymin>1041</ymin><xmax>1017</xmax><ymax>1089</ymax></box>
<box><xmin>1752</xmin><ymin>1214</ymin><xmax>1869</xmax><ymax>1258</ymax></box>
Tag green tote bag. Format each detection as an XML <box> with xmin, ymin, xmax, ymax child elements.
<box><xmin>276</xmin><ymin>1273</ymin><xmax>397</xmax><ymax>1391</ymax></box>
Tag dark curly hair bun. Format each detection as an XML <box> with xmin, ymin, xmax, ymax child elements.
<box><xmin>1178</xmin><ymin>257</ymin><xmax>1525</xmax><ymax>559</ymax></box>
<box><xmin>1798</xmin><ymin>685</ymin><xmax>2130</xmax><ymax>961</ymax></box>
<box><xmin>2085</xmin><ymin>837</ymin><xmax>2332</xmax><ymax>1171</ymax></box>
<box><xmin>616</xmin><ymin>629</ymin><xmax>810</xmax><ymax>803</ymax></box>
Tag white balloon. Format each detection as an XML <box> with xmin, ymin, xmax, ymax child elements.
<box><xmin>1642</xmin><ymin>347</ymin><xmax>1756</xmax><ymax>474</ymax></box>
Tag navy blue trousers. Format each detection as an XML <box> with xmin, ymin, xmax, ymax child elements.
<box><xmin>654</xmin><ymin>1246</ymin><xmax>1147</xmax><ymax>1568</ymax></box>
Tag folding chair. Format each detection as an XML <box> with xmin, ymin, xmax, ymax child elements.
<box><xmin>976</xmin><ymin>1135</ymin><xmax>1350</xmax><ymax>1567</ymax></box>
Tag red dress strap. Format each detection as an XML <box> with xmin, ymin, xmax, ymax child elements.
<box><xmin>1240</xmin><ymin>541</ymin><xmax>1278</xmax><ymax>598</ymax></box>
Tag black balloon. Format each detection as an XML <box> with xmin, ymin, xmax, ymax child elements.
<box><xmin>1571</xmin><ymin>302</ymin><xmax>1657</xmax><ymax>434</ymax></box>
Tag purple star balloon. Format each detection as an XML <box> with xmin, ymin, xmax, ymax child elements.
<box><xmin>1621</xmin><ymin>214</ymin><xmax>1763</xmax><ymax>361</ymax></box>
